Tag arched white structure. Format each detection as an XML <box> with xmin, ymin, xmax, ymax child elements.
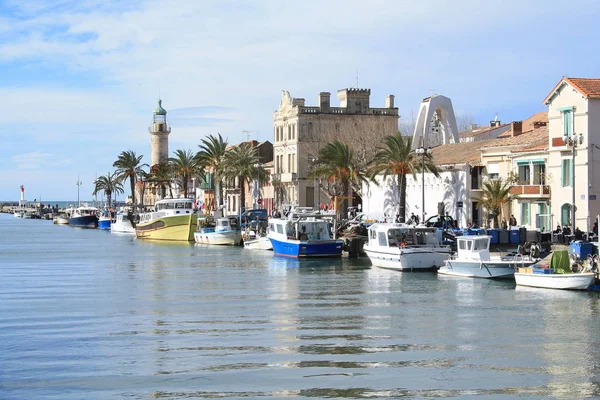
<box><xmin>411</xmin><ymin>95</ymin><xmax>459</xmax><ymax>149</ymax></box>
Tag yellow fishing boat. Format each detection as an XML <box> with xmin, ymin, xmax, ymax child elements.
<box><xmin>135</xmin><ymin>198</ymin><xmax>198</xmax><ymax>241</ymax></box>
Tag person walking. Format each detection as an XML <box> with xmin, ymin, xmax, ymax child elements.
<box><xmin>509</xmin><ymin>214</ymin><xmax>517</xmax><ymax>227</ymax></box>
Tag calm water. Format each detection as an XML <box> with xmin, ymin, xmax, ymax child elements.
<box><xmin>1</xmin><ymin>214</ymin><xmax>600</xmax><ymax>400</ymax></box>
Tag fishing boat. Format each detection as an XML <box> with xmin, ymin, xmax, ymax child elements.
<box><xmin>267</xmin><ymin>209</ymin><xmax>343</xmax><ymax>258</ymax></box>
<box><xmin>514</xmin><ymin>250</ymin><xmax>596</xmax><ymax>290</ymax></box>
<box><xmin>438</xmin><ymin>235</ymin><xmax>537</xmax><ymax>279</ymax></box>
<box><xmin>243</xmin><ymin>219</ymin><xmax>272</xmax><ymax>250</ymax></box>
<box><xmin>68</xmin><ymin>205</ymin><xmax>99</xmax><ymax>228</ymax></box>
<box><xmin>98</xmin><ymin>209</ymin><xmax>112</xmax><ymax>230</ymax></box>
<box><xmin>363</xmin><ymin>223</ymin><xmax>452</xmax><ymax>271</ymax></box>
<box><xmin>111</xmin><ymin>210</ymin><xmax>135</xmax><ymax>234</ymax></box>
<box><xmin>135</xmin><ymin>198</ymin><xmax>197</xmax><ymax>241</ymax></box>
<box><xmin>194</xmin><ymin>216</ymin><xmax>242</xmax><ymax>245</ymax></box>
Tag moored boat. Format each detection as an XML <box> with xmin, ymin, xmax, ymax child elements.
<box><xmin>267</xmin><ymin>209</ymin><xmax>343</xmax><ymax>258</ymax></box>
<box><xmin>98</xmin><ymin>209</ymin><xmax>112</xmax><ymax>230</ymax></box>
<box><xmin>111</xmin><ymin>209</ymin><xmax>135</xmax><ymax>234</ymax></box>
<box><xmin>194</xmin><ymin>216</ymin><xmax>242</xmax><ymax>245</ymax></box>
<box><xmin>68</xmin><ymin>206</ymin><xmax>99</xmax><ymax>228</ymax></box>
<box><xmin>363</xmin><ymin>223</ymin><xmax>452</xmax><ymax>271</ymax></box>
<box><xmin>53</xmin><ymin>214</ymin><xmax>70</xmax><ymax>224</ymax></box>
<box><xmin>135</xmin><ymin>198</ymin><xmax>197</xmax><ymax>241</ymax></box>
<box><xmin>438</xmin><ymin>235</ymin><xmax>537</xmax><ymax>279</ymax></box>
<box><xmin>515</xmin><ymin>250</ymin><xmax>597</xmax><ymax>290</ymax></box>
<box><xmin>242</xmin><ymin>219</ymin><xmax>272</xmax><ymax>250</ymax></box>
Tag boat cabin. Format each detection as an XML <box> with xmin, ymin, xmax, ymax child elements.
<box><xmin>268</xmin><ymin>217</ymin><xmax>332</xmax><ymax>241</ymax></box>
<box><xmin>216</xmin><ymin>216</ymin><xmax>240</xmax><ymax>232</ymax></box>
<box><xmin>455</xmin><ymin>236</ymin><xmax>491</xmax><ymax>261</ymax></box>
<box><xmin>153</xmin><ymin>198</ymin><xmax>194</xmax><ymax>213</ymax></box>
<box><xmin>368</xmin><ymin>224</ymin><xmax>442</xmax><ymax>248</ymax></box>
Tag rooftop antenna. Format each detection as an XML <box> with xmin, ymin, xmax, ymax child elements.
<box><xmin>356</xmin><ymin>68</ymin><xmax>359</xmax><ymax>88</ymax></box>
<box><xmin>430</xmin><ymin>88</ymin><xmax>436</xmax><ymax>97</ymax></box>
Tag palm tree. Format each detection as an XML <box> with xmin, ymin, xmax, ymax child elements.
<box><xmin>149</xmin><ymin>162</ymin><xmax>174</xmax><ymax>200</ymax></box>
<box><xmin>222</xmin><ymin>143</ymin><xmax>268</xmax><ymax>212</ymax></box>
<box><xmin>92</xmin><ymin>172</ymin><xmax>124</xmax><ymax>207</ymax></box>
<box><xmin>473</xmin><ymin>178</ymin><xmax>516</xmax><ymax>228</ymax></box>
<box><xmin>196</xmin><ymin>134</ymin><xmax>228</xmax><ymax>210</ymax></box>
<box><xmin>309</xmin><ymin>141</ymin><xmax>368</xmax><ymax>220</ymax></box>
<box><xmin>169</xmin><ymin>149</ymin><xmax>204</xmax><ymax>198</ymax></box>
<box><xmin>113</xmin><ymin>150</ymin><xmax>147</xmax><ymax>207</ymax></box>
<box><xmin>368</xmin><ymin>133</ymin><xmax>439</xmax><ymax>223</ymax></box>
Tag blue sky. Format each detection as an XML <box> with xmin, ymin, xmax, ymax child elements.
<box><xmin>1</xmin><ymin>0</ymin><xmax>599</xmax><ymax>201</ymax></box>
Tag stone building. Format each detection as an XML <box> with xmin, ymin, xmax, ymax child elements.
<box><xmin>272</xmin><ymin>88</ymin><xmax>398</xmax><ymax>209</ymax></box>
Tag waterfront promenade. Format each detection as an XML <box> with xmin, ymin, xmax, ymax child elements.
<box><xmin>2</xmin><ymin>213</ymin><xmax>600</xmax><ymax>399</ymax></box>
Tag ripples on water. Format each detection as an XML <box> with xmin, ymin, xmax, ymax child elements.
<box><xmin>1</xmin><ymin>215</ymin><xmax>600</xmax><ymax>399</ymax></box>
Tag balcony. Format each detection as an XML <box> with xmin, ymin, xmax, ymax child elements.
<box><xmin>509</xmin><ymin>185</ymin><xmax>550</xmax><ymax>197</ymax></box>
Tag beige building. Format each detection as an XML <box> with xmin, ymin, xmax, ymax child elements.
<box><xmin>544</xmin><ymin>77</ymin><xmax>600</xmax><ymax>231</ymax></box>
<box><xmin>272</xmin><ymin>89</ymin><xmax>398</xmax><ymax>209</ymax></box>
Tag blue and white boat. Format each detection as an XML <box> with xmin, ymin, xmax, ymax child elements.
<box><xmin>98</xmin><ymin>209</ymin><xmax>112</xmax><ymax>230</ymax></box>
<box><xmin>267</xmin><ymin>209</ymin><xmax>343</xmax><ymax>258</ymax></box>
<box><xmin>68</xmin><ymin>205</ymin><xmax>99</xmax><ymax>228</ymax></box>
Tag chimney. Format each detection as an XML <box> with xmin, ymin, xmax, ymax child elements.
<box><xmin>471</xmin><ymin>123</ymin><xmax>478</xmax><ymax>131</ymax></box>
<box><xmin>533</xmin><ymin>121</ymin><xmax>547</xmax><ymax>129</ymax></box>
<box><xmin>511</xmin><ymin>121</ymin><xmax>523</xmax><ymax>137</ymax></box>
<box><xmin>318</xmin><ymin>92</ymin><xmax>331</xmax><ymax>111</ymax></box>
<box><xmin>385</xmin><ymin>95</ymin><xmax>395</xmax><ymax>109</ymax></box>
<box><xmin>490</xmin><ymin>120</ymin><xmax>501</xmax><ymax>127</ymax></box>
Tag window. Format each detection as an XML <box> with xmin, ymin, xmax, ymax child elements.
<box><xmin>561</xmin><ymin>203</ymin><xmax>571</xmax><ymax>226</ymax></box>
<box><xmin>518</xmin><ymin>164</ymin><xmax>530</xmax><ymax>185</ymax></box>
<box><xmin>459</xmin><ymin>240</ymin><xmax>466</xmax><ymax>250</ymax></box>
<box><xmin>561</xmin><ymin>159</ymin><xmax>572</xmax><ymax>187</ymax></box>
<box><xmin>487</xmin><ymin>163</ymin><xmax>499</xmax><ymax>180</ymax></box>
<box><xmin>563</xmin><ymin>109</ymin><xmax>573</xmax><ymax>137</ymax></box>
<box><xmin>276</xmin><ymin>224</ymin><xmax>284</xmax><ymax>234</ymax></box>
<box><xmin>378</xmin><ymin>232</ymin><xmax>387</xmax><ymax>246</ymax></box>
<box><xmin>520</xmin><ymin>202</ymin><xmax>530</xmax><ymax>226</ymax></box>
<box><xmin>533</xmin><ymin>163</ymin><xmax>545</xmax><ymax>185</ymax></box>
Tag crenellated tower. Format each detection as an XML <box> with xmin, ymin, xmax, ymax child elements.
<box><xmin>149</xmin><ymin>99</ymin><xmax>171</xmax><ymax>167</ymax></box>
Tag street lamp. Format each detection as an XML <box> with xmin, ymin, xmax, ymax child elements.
<box><xmin>309</xmin><ymin>156</ymin><xmax>319</xmax><ymax>210</ymax></box>
<box><xmin>191</xmin><ymin>177</ymin><xmax>196</xmax><ymax>199</ymax></box>
<box><xmin>253</xmin><ymin>163</ymin><xmax>263</xmax><ymax>209</ymax></box>
<box><xmin>76</xmin><ymin>175</ymin><xmax>82</xmax><ymax>207</ymax></box>
<box><xmin>563</xmin><ymin>132</ymin><xmax>584</xmax><ymax>235</ymax></box>
<box><xmin>415</xmin><ymin>146</ymin><xmax>433</xmax><ymax>224</ymax></box>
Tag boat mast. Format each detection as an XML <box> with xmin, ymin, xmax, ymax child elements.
<box><xmin>76</xmin><ymin>175</ymin><xmax>82</xmax><ymax>207</ymax></box>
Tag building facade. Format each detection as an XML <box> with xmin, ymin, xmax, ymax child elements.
<box><xmin>272</xmin><ymin>89</ymin><xmax>398</xmax><ymax>209</ymax></box>
<box><xmin>544</xmin><ymin>77</ymin><xmax>600</xmax><ymax>232</ymax></box>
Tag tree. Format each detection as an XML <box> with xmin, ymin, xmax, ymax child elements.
<box><xmin>196</xmin><ymin>134</ymin><xmax>228</xmax><ymax>210</ymax></box>
<box><xmin>113</xmin><ymin>150</ymin><xmax>147</xmax><ymax>207</ymax></box>
<box><xmin>473</xmin><ymin>178</ymin><xmax>516</xmax><ymax>228</ymax></box>
<box><xmin>309</xmin><ymin>141</ymin><xmax>368</xmax><ymax>220</ymax></box>
<box><xmin>92</xmin><ymin>172</ymin><xmax>124</xmax><ymax>207</ymax></box>
<box><xmin>368</xmin><ymin>132</ymin><xmax>439</xmax><ymax>223</ymax></box>
<box><xmin>149</xmin><ymin>162</ymin><xmax>174</xmax><ymax>200</ymax></box>
<box><xmin>169</xmin><ymin>149</ymin><xmax>204</xmax><ymax>198</ymax></box>
<box><xmin>221</xmin><ymin>143</ymin><xmax>268</xmax><ymax>212</ymax></box>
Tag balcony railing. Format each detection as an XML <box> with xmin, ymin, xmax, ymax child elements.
<box><xmin>509</xmin><ymin>185</ymin><xmax>550</xmax><ymax>196</ymax></box>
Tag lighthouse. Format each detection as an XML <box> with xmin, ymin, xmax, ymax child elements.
<box><xmin>149</xmin><ymin>99</ymin><xmax>171</xmax><ymax>167</ymax></box>
<box><xmin>19</xmin><ymin>185</ymin><xmax>25</xmax><ymax>205</ymax></box>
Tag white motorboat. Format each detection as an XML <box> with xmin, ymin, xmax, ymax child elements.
<box><xmin>53</xmin><ymin>214</ymin><xmax>70</xmax><ymax>224</ymax></box>
<box><xmin>363</xmin><ymin>223</ymin><xmax>452</xmax><ymax>271</ymax></box>
<box><xmin>515</xmin><ymin>270</ymin><xmax>595</xmax><ymax>290</ymax></box>
<box><xmin>111</xmin><ymin>210</ymin><xmax>135</xmax><ymax>234</ymax></box>
<box><xmin>242</xmin><ymin>219</ymin><xmax>272</xmax><ymax>250</ymax></box>
<box><xmin>438</xmin><ymin>235</ymin><xmax>537</xmax><ymax>279</ymax></box>
<box><xmin>194</xmin><ymin>216</ymin><xmax>242</xmax><ymax>245</ymax></box>
<box><xmin>515</xmin><ymin>251</ymin><xmax>597</xmax><ymax>290</ymax></box>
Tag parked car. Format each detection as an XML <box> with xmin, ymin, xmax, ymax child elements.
<box><xmin>240</xmin><ymin>209</ymin><xmax>268</xmax><ymax>228</ymax></box>
<box><xmin>424</xmin><ymin>214</ymin><xmax>455</xmax><ymax>228</ymax></box>
<box><xmin>348</xmin><ymin>212</ymin><xmax>384</xmax><ymax>227</ymax></box>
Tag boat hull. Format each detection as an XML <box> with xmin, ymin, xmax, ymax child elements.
<box><xmin>515</xmin><ymin>272</ymin><xmax>595</xmax><ymax>290</ymax></box>
<box><xmin>135</xmin><ymin>214</ymin><xmax>197</xmax><ymax>241</ymax></box>
<box><xmin>69</xmin><ymin>215</ymin><xmax>98</xmax><ymax>228</ymax></box>
<box><xmin>243</xmin><ymin>236</ymin><xmax>273</xmax><ymax>250</ymax></box>
<box><xmin>194</xmin><ymin>231</ymin><xmax>242</xmax><ymax>245</ymax></box>
<box><xmin>98</xmin><ymin>219</ymin><xmax>112</xmax><ymax>230</ymax></box>
<box><xmin>364</xmin><ymin>246</ymin><xmax>451</xmax><ymax>271</ymax></box>
<box><xmin>269</xmin><ymin>237</ymin><xmax>344</xmax><ymax>258</ymax></box>
<box><xmin>439</xmin><ymin>259</ymin><xmax>536</xmax><ymax>279</ymax></box>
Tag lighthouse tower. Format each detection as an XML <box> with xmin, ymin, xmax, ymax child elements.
<box><xmin>149</xmin><ymin>99</ymin><xmax>171</xmax><ymax>167</ymax></box>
